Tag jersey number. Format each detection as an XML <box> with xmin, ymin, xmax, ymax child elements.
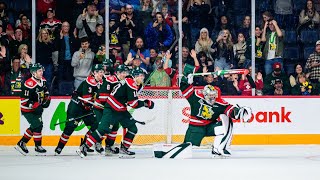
<box><xmin>110</xmin><ymin>84</ymin><xmax>121</xmax><ymax>96</ymax></box>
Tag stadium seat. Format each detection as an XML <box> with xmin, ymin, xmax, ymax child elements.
<box><xmin>284</xmin><ymin>30</ymin><xmax>297</xmax><ymax>45</ymax></box>
<box><xmin>300</xmin><ymin>30</ymin><xmax>319</xmax><ymax>45</ymax></box>
<box><xmin>58</xmin><ymin>81</ymin><xmax>74</xmax><ymax>96</ymax></box>
<box><xmin>283</xmin><ymin>46</ymin><xmax>300</xmax><ymax>62</ymax></box>
<box><xmin>303</xmin><ymin>46</ymin><xmax>315</xmax><ymax>61</ymax></box>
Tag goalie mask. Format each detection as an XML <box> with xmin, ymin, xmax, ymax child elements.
<box><xmin>203</xmin><ymin>85</ymin><xmax>218</xmax><ymax>105</ymax></box>
<box><xmin>30</xmin><ymin>63</ymin><xmax>44</xmax><ymax>80</ymax></box>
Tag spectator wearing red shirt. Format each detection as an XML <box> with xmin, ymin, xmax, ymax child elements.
<box><xmin>238</xmin><ymin>66</ymin><xmax>264</xmax><ymax>96</ymax></box>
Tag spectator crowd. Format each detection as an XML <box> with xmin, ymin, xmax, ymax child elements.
<box><xmin>0</xmin><ymin>0</ymin><xmax>320</xmax><ymax>96</ymax></box>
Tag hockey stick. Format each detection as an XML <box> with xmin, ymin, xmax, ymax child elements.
<box><xmin>54</xmin><ymin>112</ymin><xmax>94</xmax><ymax>126</ymax></box>
<box><xmin>180</xmin><ymin>69</ymin><xmax>249</xmax><ymax>76</ymax></box>
<box><xmin>78</xmin><ymin>97</ymin><xmax>152</xmax><ymax>125</ymax></box>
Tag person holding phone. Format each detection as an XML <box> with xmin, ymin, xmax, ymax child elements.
<box><xmin>305</xmin><ymin>40</ymin><xmax>320</xmax><ymax>84</ymax></box>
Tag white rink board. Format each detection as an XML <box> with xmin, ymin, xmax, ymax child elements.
<box><xmin>20</xmin><ymin>97</ymin><xmax>320</xmax><ymax>136</ymax></box>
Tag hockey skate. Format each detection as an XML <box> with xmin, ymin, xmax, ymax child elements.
<box><xmin>119</xmin><ymin>143</ymin><xmax>135</xmax><ymax>158</ymax></box>
<box><xmin>212</xmin><ymin>147</ymin><xmax>231</xmax><ymax>158</ymax></box>
<box><xmin>81</xmin><ymin>138</ymin><xmax>94</xmax><ymax>153</ymax></box>
<box><xmin>14</xmin><ymin>141</ymin><xmax>29</xmax><ymax>156</ymax></box>
<box><xmin>76</xmin><ymin>143</ymin><xmax>89</xmax><ymax>158</ymax></box>
<box><xmin>105</xmin><ymin>145</ymin><xmax>119</xmax><ymax>156</ymax></box>
<box><xmin>95</xmin><ymin>142</ymin><xmax>104</xmax><ymax>154</ymax></box>
<box><xmin>35</xmin><ymin>146</ymin><xmax>47</xmax><ymax>155</ymax></box>
<box><xmin>54</xmin><ymin>147</ymin><xmax>62</xmax><ymax>155</ymax></box>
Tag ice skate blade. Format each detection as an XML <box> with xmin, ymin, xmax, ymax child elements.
<box><xmin>35</xmin><ymin>152</ymin><xmax>47</xmax><ymax>156</ymax></box>
<box><xmin>14</xmin><ymin>146</ymin><xmax>27</xmax><ymax>156</ymax></box>
<box><xmin>76</xmin><ymin>149</ymin><xmax>85</xmax><ymax>158</ymax></box>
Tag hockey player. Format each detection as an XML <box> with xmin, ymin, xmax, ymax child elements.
<box><xmin>15</xmin><ymin>63</ymin><xmax>51</xmax><ymax>155</ymax></box>
<box><xmin>54</xmin><ymin>64</ymin><xmax>104</xmax><ymax>155</ymax></box>
<box><xmin>180</xmin><ymin>71</ymin><xmax>252</xmax><ymax>157</ymax></box>
<box><xmin>76</xmin><ymin>67</ymin><xmax>155</xmax><ymax>158</ymax></box>
<box><xmin>92</xmin><ymin>64</ymin><xmax>129</xmax><ymax>155</ymax></box>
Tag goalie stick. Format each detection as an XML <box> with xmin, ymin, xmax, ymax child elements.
<box><xmin>77</xmin><ymin>97</ymin><xmax>154</xmax><ymax>125</ymax></box>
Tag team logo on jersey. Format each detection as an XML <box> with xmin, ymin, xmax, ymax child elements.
<box><xmin>197</xmin><ymin>101</ymin><xmax>214</xmax><ymax>119</ymax></box>
<box><xmin>109</xmin><ymin>124</ymin><xmax>113</xmax><ymax>129</ymax></box>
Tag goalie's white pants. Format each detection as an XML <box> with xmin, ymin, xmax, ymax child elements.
<box><xmin>213</xmin><ymin>114</ymin><xmax>233</xmax><ymax>152</ymax></box>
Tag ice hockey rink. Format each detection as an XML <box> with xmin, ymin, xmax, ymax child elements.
<box><xmin>0</xmin><ymin>145</ymin><xmax>320</xmax><ymax>180</ymax></box>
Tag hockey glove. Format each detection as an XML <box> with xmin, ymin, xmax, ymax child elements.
<box><xmin>144</xmin><ymin>100</ymin><xmax>154</xmax><ymax>109</ymax></box>
<box><xmin>235</xmin><ymin>105</ymin><xmax>252</xmax><ymax>123</ymax></box>
<box><xmin>33</xmin><ymin>102</ymin><xmax>44</xmax><ymax>115</ymax></box>
<box><xmin>42</xmin><ymin>95</ymin><xmax>51</xmax><ymax>108</ymax></box>
<box><xmin>187</xmin><ymin>74</ymin><xmax>194</xmax><ymax>84</ymax></box>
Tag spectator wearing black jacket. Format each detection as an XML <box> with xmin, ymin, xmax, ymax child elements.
<box><xmin>57</xmin><ymin>21</ymin><xmax>79</xmax><ymax>82</ymax></box>
<box><xmin>83</xmin><ymin>19</ymin><xmax>105</xmax><ymax>53</ymax></box>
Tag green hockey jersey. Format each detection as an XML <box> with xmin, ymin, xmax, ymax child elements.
<box><xmin>180</xmin><ymin>80</ymin><xmax>236</xmax><ymax>126</ymax></box>
<box><xmin>105</xmin><ymin>77</ymin><xmax>145</xmax><ymax>112</ymax></box>
<box><xmin>94</xmin><ymin>75</ymin><xmax>119</xmax><ymax>109</ymax></box>
<box><xmin>20</xmin><ymin>77</ymin><xmax>48</xmax><ymax>113</ymax></box>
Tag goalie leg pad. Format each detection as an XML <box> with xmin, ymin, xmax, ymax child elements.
<box><xmin>213</xmin><ymin>114</ymin><xmax>233</xmax><ymax>156</ymax></box>
<box><xmin>153</xmin><ymin>143</ymin><xmax>192</xmax><ymax>159</ymax></box>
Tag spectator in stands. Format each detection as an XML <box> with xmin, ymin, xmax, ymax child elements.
<box><xmin>150</xmin><ymin>56</ymin><xmax>171</xmax><ymax>87</ymax></box>
<box><xmin>298</xmin><ymin>0</ymin><xmax>320</xmax><ymax>33</ymax></box>
<box><xmin>72</xmin><ymin>37</ymin><xmax>95</xmax><ymax>89</ymax></box>
<box><xmin>0</xmin><ymin>2</ymin><xmax>9</xmax><ymax>28</ymax></box>
<box><xmin>94</xmin><ymin>44</ymin><xmax>106</xmax><ymax>64</ymax></box>
<box><xmin>0</xmin><ymin>40</ymin><xmax>7</xmax><ymax>93</ymax></box>
<box><xmin>195</xmin><ymin>27</ymin><xmax>215</xmax><ymax>60</ymax></box>
<box><xmin>118</xmin><ymin>11</ymin><xmax>135</xmax><ymax>58</ymax></box>
<box><xmin>237</xmin><ymin>15</ymin><xmax>251</xmax><ymax>39</ymax></box>
<box><xmin>196</xmin><ymin>68</ymin><xmax>223</xmax><ymax>88</ymax></box>
<box><xmin>274</xmin><ymin>0</ymin><xmax>294</xmax><ymax>30</ymax></box>
<box><xmin>197</xmin><ymin>51</ymin><xmax>214</xmax><ymax>72</ymax></box>
<box><xmin>233</xmin><ymin>32</ymin><xmax>250</xmax><ymax>68</ymax></box>
<box><xmin>129</xmin><ymin>37</ymin><xmax>150</xmax><ymax>71</ymax></box>
<box><xmin>261</xmin><ymin>19</ymin><xmax>284</xmax><ymax>75</ymax></box>
<box><xmin>291</xmin><ymin>73</ymin><xmax>317</xmax><ymax>95</ymax></box>
<box><xmin>76</xmin><ymin>3</ymin><xmax>104</xmax><ymax>39</ymax></box>
<box><xmin>3</xmin><ymin>56</ymin><xmax>30</xmax><ymax>96</ymax></box>
<box><xmin>213</xmin><ymin>29</ymin><xmax>234</xmax><ymax>71</ymax></box>
<box><xmin>149</xmin><ymin>48</ymin><xmax>158</xmax><ymax>70</ymax></box>
<box><xmin>57</xmin><ymin>21</ymin><xmax>78</xmax><ymax>82</ymax></box>
<box><xmin>125</xmin><ymin>4</ymin><xmax>143</xmax><ymax>37</ymax></box>
<box><xmin>140</xmin><ymin>0</ymin><xmax>154</xmax><ymax>29</ymax></box>
<box><xmin>305</xmin><ymin>40</ymin><xmax>320</xmax><ymax>84</ymax></box>
<box><xmin>260</xmin><ymin>11</ymin><xmax>273</xmax><ymax>30</ymax></box>
<box><xmin>83</xmin><ymin>21</ymin><xmax>105</xmax><ymax>53</ymax></box>
<box><xmin>109</xmin><ymin>18</ymin><xmax>121</xmax><ymax>51</ymax></box>
<box><xmin>16</xmin><ymin>14</ymin><xmax>31</xmax><ymax>40</ymax></box>
<box><xmin>18</xmin><ymin>44</ymin><xmax>32</xmax><ymax>69</ymax></box>
<box><xmin>144</xmin><ymin>12</ymin><xmax>173</xmax><ymax>51</ymax></box>
<box><xmin>238</xmin><ymin>66</ymin><xmax>264</xmax><ymax>96</ymax></box>
<box><xmin>161</xmin><ymin>3</ymin><xmax>177</xmax><ymax>28</ymax></box>
<box><xmin>40</xmin><ymin>8</ymin><xmax>62</xmax><ymax>40</ymax></box>
<box><xmin>212</xmin><ymin>15</ymin><xmax>235</xmax><ymax>41</ymax></box>
<box><xmin>36</xmin><ymin>28</ymin><xmax>54</xmax><ymax>88</ymax></box>
<box><xmin>70</xmin><ymin>0</ymin><xmax>87</xmax><ymax>30</ymax></box>
<box><xmin>263</xmin><ymin>62</ymin><xmax>290</xmax><ymax>95</ymax></box>
<box><xmin>111</xmin><ymin>48</ymin><xmax>123</xmax><ymax>67</ymax></box>
<box><xmin>186</xmin><ymin>0</ymin><xmax>211</xmax><ymax>46</ymax></box>
<box><xmin>255</xmin><ymin>26</ymin><xmax>265</xmax><ymax>74</ymax></box>
<box><xmin>37</xmin><ymin>0</ymin><xmax>56</xmax><ymax>17</ymax></box>
<box><xmin>9</xmin><ymin>28</ymin><xmax>29</xmax><ymax>60</ymax></box>
<box><xmin>221</xmin><ymin>73</ymin><xmax>241</xmax><ymax>95</ymax></box>
<box><xmin>289</xmin><ymin>63</ymin><xmax>306</xmax><ymax>88</ymax></box>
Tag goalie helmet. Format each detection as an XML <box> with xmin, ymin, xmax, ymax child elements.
<box><xmin>203</xmin><ymin>85</ymin><xmax>218</xmax><ymax>105</ymax></box>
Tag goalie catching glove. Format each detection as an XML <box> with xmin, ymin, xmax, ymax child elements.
<box><xmin>144</xmin><ymin>100</ymin><xmax>154</xmax><ymax>109</ymax></box>
<box><xmin>235</xmin><ymin>105</ymin><xmax>252</xmax><ymax>123</ymax></box>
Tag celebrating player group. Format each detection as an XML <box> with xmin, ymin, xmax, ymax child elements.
<box><xmin>15</xmin><ymin>53</ymin><xmax>251</xmax><ymax>158</ymax></box>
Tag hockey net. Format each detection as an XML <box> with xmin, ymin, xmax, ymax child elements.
<box><xmin>119</xmin><ymin>87</ymin><xmax>214</xmax><ymax>147</ymax></box>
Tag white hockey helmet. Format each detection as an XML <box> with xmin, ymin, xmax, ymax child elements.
<box><xmin>203</xmin><ymin>85</ymin><xmax>218</xmax><ymax>105</ymax></box>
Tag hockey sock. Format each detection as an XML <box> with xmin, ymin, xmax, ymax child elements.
<box><xmin>86</xmin><ymin>130</ymin><xmax>103</xmax><ymax>147</ymax></box>
<box><xmin>105</xmin><ymin>131</ymin><xmax>117</xmax><ymax>146</ymax></box>
<box><xmin>122</xmin><ymin>130</ymin><xmax>136</xmax><ymax>149</ymax></box>
<box><xmin>33</xmin><ymin>132</ymin><xmax>42</xmax><ymax>146</ymax></box>
<box><xmin>57</xmin><ymin>133</ymin><xmax>70</xmax><ymax>149</ymax></box>
<box><xmin>20</xmin><ymin>128</ymin><xmax>33</xmax><ymax>143</ymax></box>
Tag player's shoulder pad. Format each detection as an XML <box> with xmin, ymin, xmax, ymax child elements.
<box><xmin>24</xmin><ymin>78</ymin><xmax>37</xmax><ymax>89</ymax></box>
<box><xmin>86</xmin><ymin>76</ymin><xmax>98</xmax><ymax>86</ymax></box>
<box><xmin>125</xmin><ymin>77</ymin><xmax>138</xmax><ymax>90</ymax></box>
<box><xmin>106</xmin><ymin>75</ymin><xmax>119</xmax><ymax>84</ymax></box>
<box><xmin>194</xmin><ymin>89</ymin><xmax>204</xmax><ymax>99</ymax></box>
<box><xmin>215</xmin><ymin>98</ymin><xmax>229</xmax><ymax>105</ymax></box>
<box><xmin>41</xmin><ymin>77</ymin><xmax>47</xmax><ymax>81</ymax></box>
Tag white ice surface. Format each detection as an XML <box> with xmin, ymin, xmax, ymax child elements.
<box><xmin>0</xmin><ymin>145</ymin><xmax>320</xmax><ymax>180</ymax></box>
